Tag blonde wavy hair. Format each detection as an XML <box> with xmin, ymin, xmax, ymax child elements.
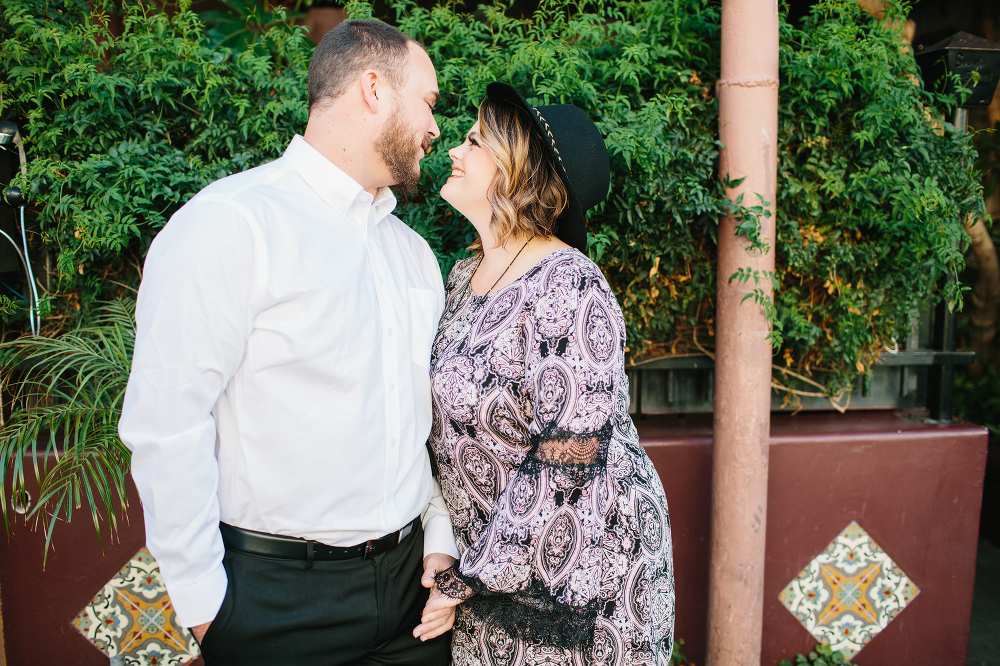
<box><xmin>470</xmin><ymin>98</ymin><xmax>569</xmax><ymax>251</ymax></box>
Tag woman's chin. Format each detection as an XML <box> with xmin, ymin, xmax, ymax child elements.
<box><xmin>440</xmin><ymin>184</ymin><xmax>459</xmax><ymax>209</ymax></box>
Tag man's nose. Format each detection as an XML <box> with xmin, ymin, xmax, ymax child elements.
<box><xmin>429</xmin><ymin>114</ymin><xmax>440</xmax><ymax>140</ymax></box>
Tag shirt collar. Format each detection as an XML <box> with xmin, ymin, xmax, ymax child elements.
<box><xmin>282</xmin><ymin>135</ymin><xmax>398</xmax><ymax>228</ymax></box>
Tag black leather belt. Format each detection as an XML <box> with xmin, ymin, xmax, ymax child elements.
<box><xmin>219</xmin><ymin>518</ymin><xmax>417</xmax><ymax>564</ymax></box>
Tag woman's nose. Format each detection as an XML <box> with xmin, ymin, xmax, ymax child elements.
<box><xmin>448</xmin><ymin>145</ymin><xmax>461</xmax><ymax>161</ymax></box>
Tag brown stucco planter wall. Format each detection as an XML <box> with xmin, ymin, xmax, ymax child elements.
<box><xmin>1</xmin><ymin>411</ymin><xmax>987</xmax><ymax>665</ymax></box>
<box><xmin>0</xmin><ymin>473</ymin><xmax>206</xmax><ymax>666</ymax></box>
<box><xmin>641</xmin><ymin>411</ymin><xmax>988</xmax><ymax>665</ymax></box>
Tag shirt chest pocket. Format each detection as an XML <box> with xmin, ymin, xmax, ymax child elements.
<box><xmin>407</xmin><ymin>287</ymin><xmax>440</xmax><ymax>368</ymax></box>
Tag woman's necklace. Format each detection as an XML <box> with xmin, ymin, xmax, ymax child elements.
<box><xmin>483</xmin><ymin>235</ymin><xmax>535</xmax><ymax>296</ymax></box>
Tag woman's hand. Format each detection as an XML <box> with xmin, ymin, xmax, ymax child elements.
<box><xmin>421</xmin><ymin>552</ymin><xmax>456</xmax><ymax>589</ymax></box>
<box><xmin>414</xmin><ymin>553</ymin><xmax>459</xmax><ymax>641</ymax></box>
<box><xmin>413</xmin><ymin>586</ymin><xmax>462</xmax><ymax>641</ymax></box>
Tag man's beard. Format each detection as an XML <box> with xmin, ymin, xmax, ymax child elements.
<box><xmin>375</xmin><ymin>104</ymin><xmax>422</xmax><ymax>197</ymax></box>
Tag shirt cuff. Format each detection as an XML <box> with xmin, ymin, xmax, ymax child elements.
<box><xmin>421</xmin><ymin>511</ymin><xmax>459</xmax><ymax>559</ymax></box>
<box><xmin>165</xmin><ymin>562</ymin><xmax>229</xmax><ymax>628</ymax></box>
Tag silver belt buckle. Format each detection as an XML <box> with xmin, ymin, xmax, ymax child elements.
<box><xmin>399</xmin><ymin>522</ymin><xmax>413</xmax><ymax>542</ymax></box>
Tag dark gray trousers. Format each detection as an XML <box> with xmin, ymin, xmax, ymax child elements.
<box><xmin>199</xmin><ymin>521</ymin><xmax>451</xmax><ymax>665</ymax></box>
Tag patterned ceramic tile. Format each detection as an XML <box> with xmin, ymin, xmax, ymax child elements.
<box><xmin>779</xmin><ymin>521</ymin><xmax>920</xmax><ymax>659</ymax></box>
<box><xmin>73</xmin><ymin>547</ymin><xmax>200</xmax><ymax>665</ymax></box>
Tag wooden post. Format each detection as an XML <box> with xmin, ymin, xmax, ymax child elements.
<box><xmin>706</xmin><ymin>0</ymin><xmax>778</xmax><ymax>661</ymax></box>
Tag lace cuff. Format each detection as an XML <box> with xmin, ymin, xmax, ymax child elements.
<box><xmin>434</xmin><ymin>564</ymin><xmax>480</xmax><ymax>601</ymax></box>
<box><xmin>463</xmin><ymin>589</ymin><xmax>601</xmax><ymax>651</ymax></box>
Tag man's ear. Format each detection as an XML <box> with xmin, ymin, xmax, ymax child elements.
<box><xmin>359</xmin><ymin>69</ymin><xmax>381</xmax><ymax>114</ymax></box>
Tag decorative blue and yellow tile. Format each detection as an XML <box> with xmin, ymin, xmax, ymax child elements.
<box><xmin>73</xmin><ymin>547</ymin><xmax>200</xmax><ymax>665</ymax></box>
<box><xmin>779</xmin><ymin>521</ymin><xmax>919</xmax><ymax>659</ymax></box>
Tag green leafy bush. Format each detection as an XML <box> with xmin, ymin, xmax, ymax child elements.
<box><xmin>773</xmin><ymin>0</ymin><xmax>983</xmax><ymax>395</ymax></box>
<box><xmin>0</xmin><ymin>0</ymin><xmax>310</xmax><ymax>324</ymax></box>
<box><xmin>0</xmin><ymin>0</ymin><xmax>985</xmax><ymax>398</ymax></box>
<box><xmin>779</xmin><ymin>643</ymin><xmax>851</xmax><ymax>666</ymax></box>
<box><xmin>0</xmin><ymin>299</ymin><xmax>135</xmax><ymax>556</ymax></box>
<box><xmin>198</xmin><ymin>0</ymin><xmax>307</xmax><ymax>53</ymax></box>
<box><xmin>381</xmin><ymin>0</ymin><xmax>733</xmax><ymax>358</ymax></box>
<box><xmin>394</xmin><ymin>0</ymin><xmax>983</xmax><ymax>397</ymax></box>
<box><xmin>669</xmin><ymin>637</ymin><xmax>690</xmax><ymax>666</ymax></box>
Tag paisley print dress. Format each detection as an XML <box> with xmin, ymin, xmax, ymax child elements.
<box><xmin>429</xmin><ymin>249</ymin><xmax>674</xmax><ymax>666</ymax></box>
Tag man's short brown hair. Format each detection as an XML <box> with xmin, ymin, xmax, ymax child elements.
<box><xmin>307</xmin><ymin>19</ymin><xmax>418</xmax><ymax>112</ymax></box>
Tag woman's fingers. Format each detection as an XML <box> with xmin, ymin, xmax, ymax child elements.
<box><xmin>422</xmin><ymin>594</ymin><xmax>462</xmax><ymax>613</ymax></box>
<box><xmin>413</xmin><ymin>583</ymin><xmax>463</xmax><ymax>639</ymax></box>
<box><xmin>420</xmin><ymin>607</ymin><xmax>451</xmax><ymax>623</ymax></box>
<box><xmin>413</xmin><ymin>609</ymin><xmax>453</xmax><ymax>634</ymax></box>
<box><xmin>413</xmin><ymin>608</ymin><xmax>456</xmax><ymax>640</ymax></box>
<box><xmin>415</xmin><ymin>614</ymin><xmax>448</xmax><ymax>636</ymax></box>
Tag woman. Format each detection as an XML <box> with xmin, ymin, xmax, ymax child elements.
<box><xmin>415</xmin><ymin>83</ymin><xmax>674</xmax><ymax>665</ymax></box>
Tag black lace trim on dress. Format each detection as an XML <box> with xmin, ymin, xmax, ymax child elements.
<box><xmin>463</xmin><ymin>584</ymin><xmax>601</xmax><ymax>652</ymax></box>
<box><xmin>435</xmin><ymin>564</ymin><xmax>602</xmax><ymax>650</ymax></box>
<box><xmin>519</xmin><ymin>422</ymin><xmax>612</xmax><ymax>486</ymax></box>
<box><xmin>435</xmin><ymin>564</ymin><xmax>481</xmax><ymax>601</ymax></box>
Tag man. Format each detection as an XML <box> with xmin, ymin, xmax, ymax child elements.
<box><xmin>119</xmin><ymin>19</ymin><xmax>457</xmax><ymax>664</ymax></box>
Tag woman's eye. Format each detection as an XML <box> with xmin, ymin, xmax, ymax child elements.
<box><xmin>469</xmin><ymin>138</ymin><xmax>480</xmax><ymax>147</ymax></box>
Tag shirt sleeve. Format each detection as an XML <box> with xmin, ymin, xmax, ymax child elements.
<box><xmin>119</xmin><ymin>196</ymin><xmax>262</xmax><ymax>628</ymax></box>
<box><xmin>411</xmin><ymin>234</ymin><xmax>459</xmax><ymax>559</ymax></box>
<box><xmin>435</xmin><ymin>257</ymin><xmax>622</xmax><ymax>650</ymax></box>
<box><xmin>420</xmin><ymin>477</ymin><xmax>460</xmax><ymax>558</ymax></box>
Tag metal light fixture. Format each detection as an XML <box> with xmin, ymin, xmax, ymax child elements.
<box><xmin>0</xmin><ymin>121</ymin><xmax>17</xmax><ymax>145</ymax></box>
<box><xmin>3</xmin><ymin>186</ymin><xmax>25</xmax><ymax>207</ymax></box>
<box><xmin>916</xmin><ymin>32</ymin><xmax>1000</xmax><ymax>110</ymax></box>
<box><xmin>915</xmin><ymin>32</ymin><xmax>1000</xmax><ymax>421</ymax></box>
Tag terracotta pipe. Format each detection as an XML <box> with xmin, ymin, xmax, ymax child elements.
<box><xmin>707</xmin><ymin>0</ymin><xmax>778</xmax><ymax>662</ymax></box>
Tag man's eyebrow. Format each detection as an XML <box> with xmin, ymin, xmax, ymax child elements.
<box><xmin>428</xmin><ymin>91</ymin><xmax>441</xmax><ymax>106</ymax></box>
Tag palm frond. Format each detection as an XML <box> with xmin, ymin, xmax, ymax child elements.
<box><xmin>0</xmin><ymin>298</ymin><xmax>135</xmax><ymax>559</ymax></box>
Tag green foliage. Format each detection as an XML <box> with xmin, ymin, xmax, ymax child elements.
<box><xmin>0</xmin><ymin>0</ymin><xmax>310</xmax><ymax>321</ymax></box>
<box><xmin>387</xmin><ymin>0</ymin><xmax>731</xmax><ymax>356</ymax></box>
<box><xmin>779</xmin><ymin>643</ymin><xmax>851</xmax><ymax>666</ymax></box>
<box><xmin>0</xmin><ymin>0</ymin><xmax>985</xmax><ymax>403</ymax></box>
<box><xmin>774</xmin><ymin>0</ymin><xmax>984</xmax><ymax>394</ymax></box>
<box><xmin>669</xmin><ymin>637</ymin><xmax>689</xmax><ymax>666</ymax></box>
<box><xmin>974</xmin><ymin>116</ymin><xmax>1000</xmax><ymax>200</ymax></box>
<box><xmin>0</xmin><ymin>299</ymin><xmax>135</xmax><ymax>559</ymax></box>
<box><xmin>955</xmin><ymin>123</ymin><xmax>1000</xmax><ymax>446</ymax></box>
<box><xmin>390</xmin><ymin>0</ymin><xmax>983</xmax><ymax>396</ymax></box>
<box><xmin>198</xmin><ymin>0</ymin><xmax>307</xmax><ymax>53</ymax></box>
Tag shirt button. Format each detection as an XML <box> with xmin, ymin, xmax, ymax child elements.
<box><xmin>387</xmin><ymin>328</ymin><xmax>393</xmax><ymax>336</ymax></box>
<box><xmin>389</xmin><ymin>383</ymin><xmax>395</xmax><ymax>391</ymax></box>
<box><xmin>390</xmin><ymin>438</ymin><xmax>397</xmax><ymax>446</ymax></box>
<box><xmin>378</xmin><ymin>277</ymin><xmax>384</xmax><ymax>284</ymax></box>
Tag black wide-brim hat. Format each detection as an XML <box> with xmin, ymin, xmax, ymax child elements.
<box><xmin>486</xmin><ymin>82</ymin><xmax>610</xmax><ymax>252</ymax></box>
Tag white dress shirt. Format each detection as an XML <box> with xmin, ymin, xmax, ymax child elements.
<box><xmin>119</xmin><ymin>135</ymin><xmax>459</xmax><ymax>628</ymax></box>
